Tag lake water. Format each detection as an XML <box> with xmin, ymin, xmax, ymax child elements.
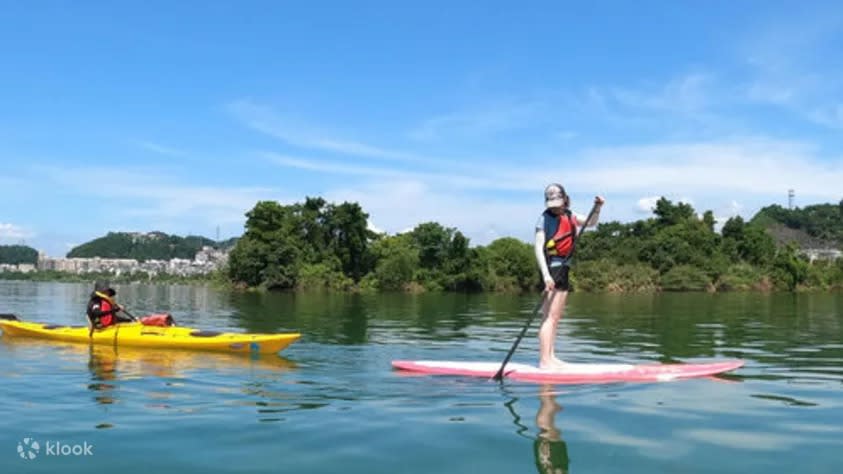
<box><xmin>1</xmin><ymin>281</ymin><xmax>842</xmax><ymax>473</ymax></box>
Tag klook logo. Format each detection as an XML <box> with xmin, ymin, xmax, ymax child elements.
<box><xmin>17</xmin><ymin>437</ymin><xmax>94</xmax><ymax>460</ymax></box>
<box><xmin>17</xmin><ymin>437</ymin><xmax>39</xmax><ymax>460</ymax></box>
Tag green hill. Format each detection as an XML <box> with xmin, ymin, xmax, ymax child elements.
<box><xmin>0</xmin><ymin>245</ymin><xmax>38</xmax><ymax>265</ymax></box>
<box><xmin>750</xmin><ymin>201</ymin><xmax>843</xmax><ymax>249</ymax></box>
<box><xmin>67</xmin><ymin>232</ymin><xmax>219</xmax><ymax>261</ymax></box>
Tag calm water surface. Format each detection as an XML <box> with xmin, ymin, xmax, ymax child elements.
<box><xmin>1</xmin><ymin>281</ymin><xmax>842</xmax><ymax>473</ymax></box>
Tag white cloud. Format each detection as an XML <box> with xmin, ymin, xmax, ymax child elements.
<box><xmin>609</xmin><ymin>73</ymin><xmax>713</xmax><ymax>114</ymax></box>
<box><xmin>262</xmin><ymin>152</ymin><xmax>526</xmax><ymax>191</ymax></box>
<box><xmin>229</xmin><ymin>100</ymin><xmax>436</xmax><ymax>164</ymax></box>
<box><xmin>571</xmin><ymin>139</ymin><xmax>843</xmax><ymax>199</ymax></box>
<box><xmin>729</xmin><ymin>200</ymin><xmax>743</xmax><ymax>216</ymax></box>
<box><xmin>407</xmin><ymin>100</ymin><xmax>544</xmax><ymax>141</ymax></box>
<box><xmin>258</xmin><ymin>135</ymin><xmax>843</xmax><ymax>245</ymax></box>
<box><xmin>636</xmin><ymin>196</ymin><xmax>660</xmax><ymax>214</ymax></box>
<box><xmin>322</xmin><ymin>179</ymin><xmax>539</xmax><ymax>246</ymax></box>
<box><xmin>554</xmin><ymin>130</ymin><xmax>578</xmax><ymax>141</ymax></box>
<box><xmin>31</xmin><ymin>82</ymin><xmax>834</xmax><ymax>252</ymax></box>
<box><xmin>135</xmin><ymin>140</ymin><xmax>188</xmax><ymax>157</ymax></box>
<box><xmin>266</xmin><ymin>138</ymin><xmax>843</xmax><ymax>200</ymax></box>
<box><xmin>34</xmin><ymin>166</ymin><xmax>289</xmax><ymax>231</ymax></box>
<box><xmin>741</xmin><ymin>11</ymin><xmax>843</xmax><ymax>129</ymax></box>
<box><xmin>0</xmin><ymin>223</ymin><xmax>32</xmax><ymax>240</ymax></box>
<box><xmin>366</xmin><ymin>220</ymin><xmax>384</xmax><ymax>235</ymax></box>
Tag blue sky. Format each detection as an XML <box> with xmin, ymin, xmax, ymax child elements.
<box><xmin>2</xmin><ymin>1</ymin><xmax>842</xmax><ymax>257</ymax></box>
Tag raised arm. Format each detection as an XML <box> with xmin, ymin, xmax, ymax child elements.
<box><xmin>575</xmin><ymin>196</ymin><xmax>605</xmax><ymax>228</ymax></box>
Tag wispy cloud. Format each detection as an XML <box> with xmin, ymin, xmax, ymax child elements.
<box><xmin>321</xmin><ymin>179</ymin><xmax>539</xmax><ymax>245</ymax></box>
<box><xmin>571</xmin><ymin>139</ymin><xmax>843</xmax><ymax>198</ymax></box>
<box><xmin>261</xmin><ymin>134</ymin><xmax>842</xmax><ymax>246</ymax></box>
<box><xmin>408</xmin><ymin>100</ymin><xmax>545</xmax><ymax>141</ymax></box>
<box><xmin>135</xmin><ymin>140</ymin><xmax>188</xmax><ymax>157</ymax></box>
<box><xmin>36</xmin><ymin>166</ymin><xmax>285</xmax><ymax>226</ymax></box>
<box><xmin>0</xmin><ymin>223</ymin><xmax>33</xmax><ymax>241</ymax></box>
<box><xmin>741</xmin><ymin>9</ymin><xmax>843</xmax><ymax>128</ymax></box>
<box><xmin>266</xmin><ymin>138</ymin><xmax>843</xmax><ymax>200</ymax></box>
<box><xmin>609</xmin><ymin>73</ymin><xmax>713</xmax><ymax>114</ymax></box>
<box><xmin>262</xmin><ymin>152</ymin><xmax>520</xmax><ymax>190</ymax></box>
<box><xmin>636</xmin><ymin>196</ymin><xmax>660</xmax><ymax>214</ymax></box>
<box><xmin>229</xmin><ymin>100</ymin><xmax>438</xmax><ymax>164</ymax></box>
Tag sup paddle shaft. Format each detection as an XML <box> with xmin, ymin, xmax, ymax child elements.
<box><xmin>492</xmin><ymin>292</ymin><xmax>546</xmax><ymax>381</ymax></box>
<box><xmin>491</xmin><ymin>200</ymin><xmax>601</xmax><ymax>382</ymax></box>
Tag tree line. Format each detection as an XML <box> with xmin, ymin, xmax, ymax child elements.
<box><xmin>0</xmin><ymin>245</ymin><xmax>38</xmax><ymax>265</ymax></box>
<box><xmin>67</xmin><ymin>232</ymin><xmax>221</xmax><ymax>261</ymax></box>
<box><xmin>227</xmin><ymin>196</ymin><xmax>843</xmax><ymax>293</ymax></box>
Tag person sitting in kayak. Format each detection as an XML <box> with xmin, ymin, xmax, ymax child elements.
<box><xmin>535</xmin><ymin>183</ymin><xmax>604</xmax><ymax>369</ymax></box>
<box><xmin>86</xmin><ymin>284</ymin><xmax>133</xmax><ymax>330</ymax></box>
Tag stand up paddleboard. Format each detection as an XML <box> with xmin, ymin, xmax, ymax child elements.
<box><xmin>391</xmin><ymin>359</ymin><xmax>744</xmax><ymax>384</ymax></box>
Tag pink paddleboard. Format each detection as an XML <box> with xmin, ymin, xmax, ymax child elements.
<box><xmin>391</xmin><ymin>359</ymin><xmax>744</xmax><ymax>384</ymax></box>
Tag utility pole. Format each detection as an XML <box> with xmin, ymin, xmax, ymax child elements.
<box><xmin>216</xmin><ymin>225</ymin><xmax>220</xmax><ymax>242</ymax></box>
<box><xmin>788</xmin><ymin>189</ymin><xmax>795</xmax><ymax>210</ymax></box>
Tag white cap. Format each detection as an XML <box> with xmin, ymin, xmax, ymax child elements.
<box><xmin>544</xmin><ymin>183</ymin><xmax>567</xmax><ymax>208</ymax></box>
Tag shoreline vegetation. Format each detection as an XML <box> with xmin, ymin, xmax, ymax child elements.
<box><xmin>0</xmin><ymin>270</ymin><xmax>223</xmax><ymax>286</ymax></box>
<box><xmin>223</xmin><ymin>196</ymin><xmax>843</xmax><ymax>293</ymax></box>
<box><xmin>3</xmin><ymin>196</ymin><xmax>842</xmax><ymax>293</ymax></box>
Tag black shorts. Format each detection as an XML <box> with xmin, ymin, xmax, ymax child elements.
<box><xmin>548</xmin><ymin>260</ymin><xmax>570</xmax><ymax>291</ymax></box>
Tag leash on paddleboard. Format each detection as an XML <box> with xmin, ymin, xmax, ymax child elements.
<box><xmin>492</xmin><ymin>200</ymin><xmax>601</xmax><ymax>382</ymax></box>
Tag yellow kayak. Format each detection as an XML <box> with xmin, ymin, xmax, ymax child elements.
<box><xmin>0</xmin><ymin>314</ymin><xmax>300</xmax><ymax>355</ymax></box>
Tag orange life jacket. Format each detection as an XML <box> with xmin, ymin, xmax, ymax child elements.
<box><xmin>543</xmin><ymin>210</ymin><xmax>577</xmax><ymax>259</ymax></box>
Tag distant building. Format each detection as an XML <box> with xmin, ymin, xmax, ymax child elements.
<box><xmin>801</xmin><ymin>248</ymin><xmax>843</xmax><ymax>263</ymax></box>
<box><xmin>31</xmin><ymin>247</ymin><xmax>230</xmax><ymax>276</ymax></box>
<box><xmin>0</xmin><ymin>263</ymin><xmax>36</xmax><ymax>273</ymax></box>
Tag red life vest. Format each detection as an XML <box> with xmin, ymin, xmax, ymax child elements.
<box><xmin>99</xmin><ymin>299</ymin><xmax>115</xmax><ymax>327</ymax></box>
<box><xmin>544</xmin><ymin>210</ymin><xmax>577</xmax><ymax>258</ymax></box>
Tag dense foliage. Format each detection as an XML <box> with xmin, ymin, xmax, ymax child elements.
<box><xmin>67</xmin><ymin>232</ymin><xmax>218</xmax><ymax>261</ymax></box>
<box><xmin>0</xmin><ymin>245</ymin><xmax>39</xmax><ymax>265</ymax></box>
<box><xmin>227</xmin><ymin>198</ymin><xmax>375</xmax><ymax>290</ymax></box>
<box><xmin>226</xmin><ymin>196</ymin><xmax>843</xmax><ymax>293</ymax></box>
<box><xmin>751</xmin><ymin>201</ymin><xmax>843</xmax><ymax>247</ymax></box>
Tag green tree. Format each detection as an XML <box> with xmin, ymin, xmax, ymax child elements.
<box><xmin>370</xmin><ymin>234</ymin><xmax>418</xmax><ymax>290</ymax></box>
<box><xmin>653</xmin><ymin>197</ymin><xmax>695</xmax><ymax>227</ymax></box>
<box><xmin>325</xmin><ymin>201</ymin><xmax>374</xmax><ymax>281</ymax></box>
<box><xmin>0</xmin><ymin>245</ymin><xmax>38</xmax><ymax>265</ymax></box>
<box><xmin>476</xmin><ymin>237</ymin><xmax>536</xmax><ymax>292</ymax></box>
<box><xmin>702</xmin><ymin>211</ymin><xmax>716</xmax><ymax>232</ymax></box>
<box><xmin>228</xmin><ymin>201</ymin><xmax>301</xmax><ymax>289</ymax></box>
<box><xmin>771</xmin><ymin>243</ymin><xmax>809</xmax><ymax>290</ymax></box>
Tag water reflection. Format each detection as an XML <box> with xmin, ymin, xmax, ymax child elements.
<box><xmin>503</xmin><ymin>385</ymin><xmax>570</xmax><ymax>474</ymax></box>
<box><xmin>87</xmin><ymin>345</ymin><xmax>118</xmax><ymax>405</ymax></box>
<box><xmin>534</xmin><ymin>385</ymin><xmax>569</xmax><ymax>474</ymax></box>
<box><xmin>84</xmin><ymin>343</ymin><xmax>301</xmax><ymax>406</ymax></box>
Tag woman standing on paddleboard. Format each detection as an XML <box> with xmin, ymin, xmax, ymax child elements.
<box><xmin>535</xmin><ymin>184</ymin><xmax>604</xmax><ymax>369</ymax></box>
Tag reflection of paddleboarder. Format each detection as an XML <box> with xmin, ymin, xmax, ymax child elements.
<box><xmin>534</xmin><ymin>385</ymin><xmax>569</xmax><ymax>474</ymax></box>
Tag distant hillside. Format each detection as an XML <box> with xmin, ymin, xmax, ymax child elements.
<box><xmin>66</xmin><ymin>232</ymin><xmax>219</xmax><ymax>261</ymax></box>
<box><xmin>750</xmin><ymin>202</ymin><xmax>843</xmax><ymax>249</ymax></box>
<box><xmin>217</xmin><ymin>236</ymin><xmax>240</xmax><ymax>249</ymax></box>
<box><xmin>0</xmin><ymin>245</ymin><xmax>38</xmax><ymax>265</ymax></box>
